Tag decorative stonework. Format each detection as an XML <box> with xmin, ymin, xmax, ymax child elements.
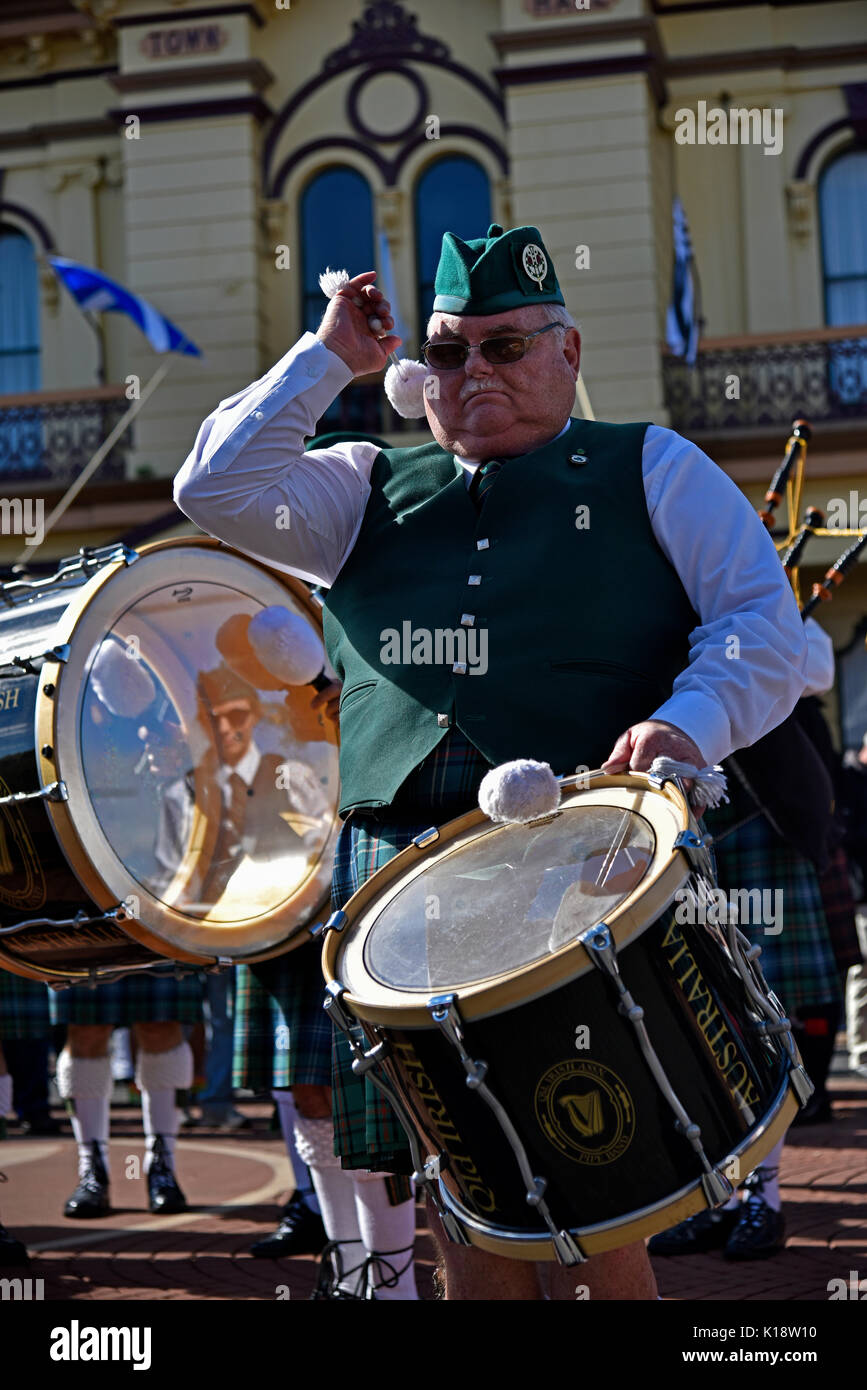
<box><xmin>377</xmin><ymin>188</ymin><xmax>405</xmax><ymax>247</ymax></box>
<box><xmin>323</xmin><ymin>1</ymin><xmax>449</xmax><ymax>73</ymax></box>
<box><xmin>785</xmin><ymin>180</ymin><xmax>814</xmax><ymax>242</ymax></box>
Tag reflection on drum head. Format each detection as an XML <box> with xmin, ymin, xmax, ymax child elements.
<box><xmin>361</xmin><ymin>807</ymin><xmax>655</xmax><ymax>991</ymax></box>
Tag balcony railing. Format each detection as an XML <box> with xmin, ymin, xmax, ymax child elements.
<box><xmin>662</xmin><ymin>325</ymin><xmax>867</xmax><ymax>433</ymax></box>
<box><xmin>0</xmin><ymin>385</ymin><xmax>131</xmax><ymax>488</ymax></box>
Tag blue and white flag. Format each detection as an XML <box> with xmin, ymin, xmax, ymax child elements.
<box><xmin>48</xmin><ymin>256</ymin><xmax>202</xmax><ymax>357</ymax></box>
<box><xmin>665</xmin><ymin>198</ymin><xmax>699</xmax><ymax>366</ymax></box>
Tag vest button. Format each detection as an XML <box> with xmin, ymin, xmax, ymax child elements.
<box><xmin>570</xmin><ymin>452</ymin><xmax>587</xmax><ymax>465</ymax></box>
<box><xmin>460</xmin><ymin>614</ymin><xmax>475</xmax><ymax>626</ymax></box>
<box><xmin>437</xmin><ymin>713</ymin><xmax>450</xmax><ymax>727</ymax></box>
<box><xmin>476</xmin><ymin>538</ymin><xmax>490</xmax><ymax>550</ymax></box>
<box><xmin>468</xmin><ymin>575</ymin><xmax>481</xmax><ymax>585</ymax></box>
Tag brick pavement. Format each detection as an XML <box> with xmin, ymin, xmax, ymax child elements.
<box><xmin>2</xmin><ymin>1075</ymin><xmax>864</xmax><ymax>1302</ymax></box>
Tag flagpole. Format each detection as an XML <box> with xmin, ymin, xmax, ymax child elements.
<box><xmin>17</xmin><ymin>357</ymin><xmax>174</xmax><ymax>565</ymax></box>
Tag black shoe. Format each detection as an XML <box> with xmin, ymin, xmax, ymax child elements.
<box><xmin>790</xmin><ymin>1092</ymin><xmax>832</xmax><ymax>1127</ymax></box>
<box><xmin>63</xmin><ymin>1140</ymin><xmax>110</xmax><ymax>1219</ymax></box>
<box><xmin>19</xmin><ymin>1112</ymin><xmax>62</xmax><ymax>1136</ymax></box>
<box><xmin>724</xmin><ymin>1171</ymin><xmax>785</xmax><ymax>1260</ymax></box>
<box><xmin>147</xmin><ymin>1136</ymin><xmax>187</xmax><ymax>1214</ymax></box>
<box><xmin>0</xmin><ymin>1221</ymin><xmax>30</xmax><ymax>1266</ymax></box>
<box><xmin>250</xmin><ymin>1195</ymin><xmax>327</xmax><ymax>1258</ymax></box>
<box><xmin>648</xmin><ymin>1205</ymin><xmax>740</xmax><ymax>1256</ymax></box>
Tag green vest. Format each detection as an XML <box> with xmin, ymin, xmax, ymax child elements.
<box><xmin>323</xmin><ymin>418</ymin><xmax>697</xmax><ymax>815</ymax></box>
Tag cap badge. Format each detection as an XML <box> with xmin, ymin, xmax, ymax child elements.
<box><xmin>521</xmin><ymin>243</ymin><xmax>548</xmax><ymax>289</ymax></box>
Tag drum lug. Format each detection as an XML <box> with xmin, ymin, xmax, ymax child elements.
<box><xmin>788</xmin><ymin>1063</ymin><xmax>815</xmax><ymax>1107</ymax></box>
<box><xmin>0</xmin><ymin>780</ymin><xmax>68</xmax><ymax>808</ymax></box>
<box><xmin>674</xmin><ymin>829</ymin><xmax>715</xmax><ymax>876</ymax></box>
<box><xmin>351</xmin><ymin>1039</ymin><xmax>390</xmax><ymax>1077</ymax></box>
<box><xmin>322</xmin><ymin>980</ymin><xmax>355</xmax><ymax>1035</ymax></box>
<box><xmin>552</xmin><ymin>1230</ymin><xmax>587</xmax><ymax>1267</ymax></box>
<box><xmin>412</xmin><ymin>827</ymin><xmax>440</xmax><ymax>849</ymax></box>
<box><xmin>310</xmin><ymin>909</ymin><xmax>346</xmax><ymax>938</ymax></box>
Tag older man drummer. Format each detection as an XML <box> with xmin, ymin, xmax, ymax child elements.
<box><xmin>174</xmin><ymin>223</ymin><xmax>809</xmax><ymax>1300</ymax></box>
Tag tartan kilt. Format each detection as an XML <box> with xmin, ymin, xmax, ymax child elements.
<box><xmin>0</xmin><ymin>969</ymin><xmax>52</xmax><ymax>1039</ymax></box>
<box><xmin>49</xmin><ymin>968</ymin><xmax>204</xmax><ymax>1026</ymax></box>
<box><xmin>232</xmin><ymin>940</ymin><xmax>333</xmax><ymax>1092</ymax></box>
<box><xmin>330</xmin><ymin>816</ymin><xmax>430</xmax><ymax>1175</ymax></box>
<box><xmin>705</xmin><ymin>800</ymin><xmax>841</xmax><ymax>1015</ymax></box>
<box><xmin>818</xmin><ymin>846</ymin><xmax>862</xmax><ymax>980</ymax></box>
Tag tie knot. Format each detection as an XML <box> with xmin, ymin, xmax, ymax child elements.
<box><xmin>470</xmin><ymin>457</ymin><xmax>505</xmax><ymax>508</ymax></box>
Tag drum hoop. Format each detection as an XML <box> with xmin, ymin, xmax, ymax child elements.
<box><xmin>34</xmin><ymin>537</ymin><xmax>339</xmax><ymax>964</ymax></box>
<box><xmin>434</xmin><ymin>1080</ymin><xmax>799</xmax><ymax>1262</ymax></box>
<box><xmin>323</xmin><ymin>773</ymin><xmax>696</xmax><ymax>1025</ymax></box>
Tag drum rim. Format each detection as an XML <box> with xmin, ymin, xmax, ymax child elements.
<box><xmin>33</xmin><ymin>537</ymin><xmax>339</xmax><ymax>966</ymax></box>
<box><xmin>323</xmin><ymin>772</ymin><xmax>696</xmax><ymax>1024</ymax></box>
<box><xmin>436</xmin><ymin>1078</ymin><xmax>799</xmax><ymax>1261</ymax></box>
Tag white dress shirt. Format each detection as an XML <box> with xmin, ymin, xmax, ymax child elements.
<box><xmin>174</xmin><ymin>333</ymin><xmax>809</xmax><ymax>768</ymax></box>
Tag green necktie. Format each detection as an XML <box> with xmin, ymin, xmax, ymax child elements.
<box><xmin>469</xmin><ymin>457</ymin><xmax>506</xmax><ymax>511</ymax></box>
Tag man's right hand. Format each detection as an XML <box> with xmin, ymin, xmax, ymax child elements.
<box><xmin>316</xmin><ymin>271</ymin><xmax>401</xmax><ymax>377</ymax></box>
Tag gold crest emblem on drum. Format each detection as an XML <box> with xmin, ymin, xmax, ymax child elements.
<box><xmin>534</xmin><ymin>1059</ymin><xmax>635</xmax><ymax>1165</ymax></box>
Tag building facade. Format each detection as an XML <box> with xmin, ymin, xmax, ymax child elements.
<box><xmin>0</xmin><ymin>0</ymin><xmax>865</xmax><ymax>737</ymax></box>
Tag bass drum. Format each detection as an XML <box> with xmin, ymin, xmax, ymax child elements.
<box><xmin>322</xmin><ymin>771</ymin><xmax>811</xmax><ymax>1263</ymax></box>
<box><xmin>0</xmin><ymin>538</ymin><xmax>340</xmax><ymax>985</ymax></box>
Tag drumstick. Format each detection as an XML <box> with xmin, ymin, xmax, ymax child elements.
<box><xmin>593</xmin><ymin>810</ymin><xmax>635</xmax><ymax>889</ymax></box>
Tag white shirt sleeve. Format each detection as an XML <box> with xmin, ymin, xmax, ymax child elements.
<box><xmin>642</xmin><ymin>425</ymin><xmax>810</xmax><ymax>766</ymax></box>
<box><xmin>173</xmin><ymin>333</ymin><xmax>380</xmax><ymax>587</ymax></box>
<box><xmin>802</xmin><ymin>617</ymin><xmax>835</xmax><ymax>696</ymax></box>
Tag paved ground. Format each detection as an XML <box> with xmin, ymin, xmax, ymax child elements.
<box><xmin>2</xmin><ymin>1069</ymin><xmax>864</xmax><ymax>1302</ymax></box>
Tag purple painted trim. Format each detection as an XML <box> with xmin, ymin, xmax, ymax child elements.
<box><xmin>263</xmin><ymin>56</ymin><xmax>504</xmax><ymax>190</ymax></box>
<box><xmin>0</xmin><ymin>64</ymin><xmax>116</xmax><ymax>93</ymax></box>
<box><xmin>794</xmin><ymin>117</ymin><xmax>860</xmax><ymax>180</ymax></box>
<box><xmin>269</xmin><ymin>125</ymin><xmax>508</xmax><ymax>197</ymax></box>
<box><xmin>114</xmin><ymin>4</ymin><xmax>265</xmax><ymax>28</ymax></box>
<box><xmin>0</xmin><ymin>200</ymin><xmax>55</xmax><ymax>251</ymax></box>
<box><xmin>106</xmin><ymin>95</ymin><xmax>272</xmax><ymax>127</ymax></box>
<box><xmin>346</xmin><ymin>63</ymin><xmax>428</xmax><ymax>145</ymax></box>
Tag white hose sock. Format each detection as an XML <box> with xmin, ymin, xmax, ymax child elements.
<box><xmin>352</xmin><ymin>1170</ymin><xmax>418</xmax><ymax>1301</ymax></box>
<box><xmin>136</xmin><ymin>1044</ymin><xmax>192</xmax><ymax>1174</ymax></box>
<box><xmin>56</xmin><ymin>1050</ymin><xmax>112</xmax><ymax>1177</ymax></box>
<box><xmin>294</xmin><ymin>1114</ymin><xmax>363</xmax><ymax>1295</ymax></box>
<box><xmin>744</xmin><ymin>1136</ymin><xmax>785</xmax><ymax>1211</ymax></box>
<box><xmin>273</xmin><ymin>1090</ymin><xmax>319</xmax><ymax>1214</ymax></box>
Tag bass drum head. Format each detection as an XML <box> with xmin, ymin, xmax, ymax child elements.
<box><xmin>38</xmin><ymin>539</ymin><xmax>340</xmax><ymax>962</ymax></box>
<box><xmin>330</xmin><ymin>775</ymin><xmax>692</xmax><ymax>1023</ymax></box>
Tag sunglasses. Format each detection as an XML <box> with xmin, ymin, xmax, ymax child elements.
<box><xmin>213</xmin><ymin>706</ymin><xmax>254</xmax><ymax>729</ymax></box>
<box><xmin>421</xmin><ymin>321</ymin><xmax>564</xmax><ymax>371</ymax></box>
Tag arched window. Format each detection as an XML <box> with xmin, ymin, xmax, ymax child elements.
<box><xmin>819</xmin><ymin>149</ymin><xmax>867</xmax><ymax>325</ymax></box>
<box><xmin>300</xmin><ymin>168</ymin><xmax>375</xmax><ymax>334</ymax></box>
<box><xmin>414</xmin><ymin>157</ymin><xmax>492</xmax><ymax>348</ymax></box>
<box><xmin>0</xmin><ymin>224</ymin><xmax>40</xmax><ymax>393</ymax></box>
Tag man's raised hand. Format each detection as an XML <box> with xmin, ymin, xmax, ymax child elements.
<box><xmin>316</xmin><ymin>271</ymin><xmax>402</xmax><ymax>377</ymax></box>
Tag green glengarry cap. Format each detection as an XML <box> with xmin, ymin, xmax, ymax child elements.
<box><xmin>432</xmin><ymin>223</ymin><xmax>564</xmax><ymax>316</ymax></box>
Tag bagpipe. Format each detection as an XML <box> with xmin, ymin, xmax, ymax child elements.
<box><xmin>724</xmin><ymin>417</ymin><xmax>865</xmax><ymax>869</ymax></box>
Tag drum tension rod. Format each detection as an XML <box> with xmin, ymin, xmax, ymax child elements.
<box><xmin>0</xmin><ymin>903</ymin><xmax>127</xmax><ymax>938</ymax></box>
<box><xmin>723</xmin><ymin>921</ymin><xmax>814</xmax><ymax>1108</ymax></box>
<box><xmin>4</xmin><ymin>643</ymin><xmax>70</xmax><ymax>676</ymax></box>
<box><xmin>427</xmin><ymin>993</ymin><xmax>587</xmax><ymax>1267</ymax></box>
<box><xmin>579</xmin><ymin>924</ymin><xmax>734</xmax><ymax>1209</ymax></box>
<box><xmin>0</xmin><ymin>780</ymin><xmax>68</xmax><ymax>808</ymax></box>
<box><xmin>322</xmin><ymin>982</ymin><xmax>471</xmax><ymax>1248</ymax></box>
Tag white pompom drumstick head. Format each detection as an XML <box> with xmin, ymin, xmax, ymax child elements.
<box><xmin>89</xmin><ymin>639</ymin><xmax>157</xmax><ymax>719</ymax></box>
<box><xmin>247</xmin><ymin>606</ymin><xmax>327</xmax><ymax>688</ymax></box>
<box><xmin>319</xmin><ymin>264</ymin><xmax>412</xmax><ymax>386</ymax></box>
<box><xmin>478</xmin><ymin>759</ymin><xmax>562</xmax><ymax>824</ymax></box>
<box><xmin>385</xmin><ymin>357</ymin><xmax>428</xmax><ymax>418</ymax></box>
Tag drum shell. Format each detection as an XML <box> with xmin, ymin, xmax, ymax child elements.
<box><xmin>371</xmin><ymin>906</ymin><xmax>789</xmax><ymax>1241</ymax></box>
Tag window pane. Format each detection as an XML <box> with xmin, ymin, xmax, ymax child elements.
<box><xmin>415</xmin><ymin>157</ymin><xmax>492</xmax><ymax>349</ymax></box>
<box><xmin>300</xmin><ymin>168</ymin><xmax>374</xmax><ymax>335</ymax></box>
<box><xmin>819</xmin><ymin>150</ymin><xmax>867</xmax><ymax>326</ymax></box>
<box><xmin>0</xmin><ymin>225</ymin><xmax>40</xmax><ymax>393</ymax></box>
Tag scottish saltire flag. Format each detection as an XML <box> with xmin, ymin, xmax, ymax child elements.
<box><xmin>665</xmin><ymin>198</ymin><xmax>699</xmax><ymax>366</ymax></box>
<box><xmin>47</xmin><ymin>256</ymin><xmax>202</xmax><ymax>356</ymax></box>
